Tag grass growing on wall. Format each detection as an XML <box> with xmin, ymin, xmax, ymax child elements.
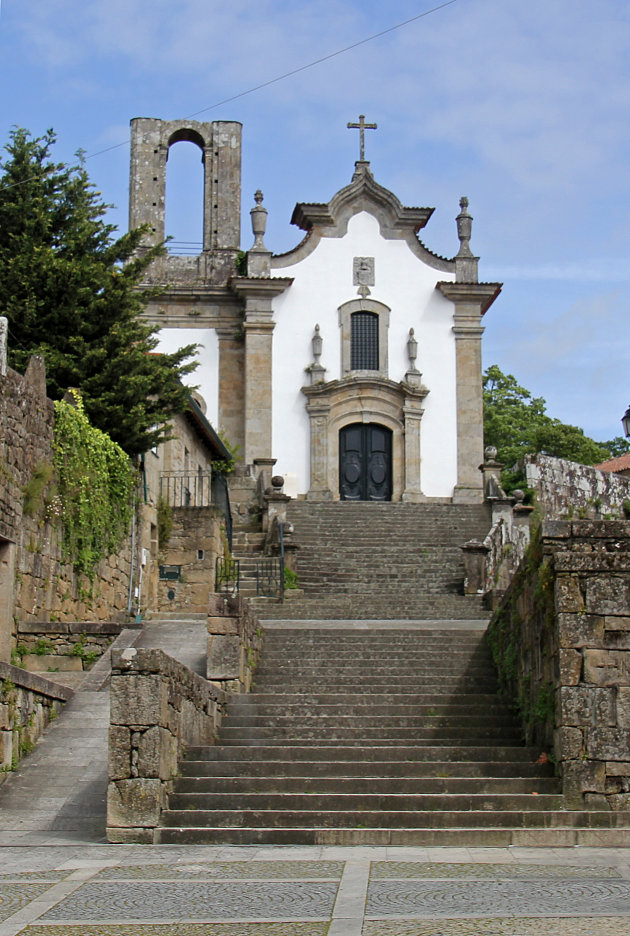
<box><xmin>53</xmin><ymin>392</ymin><xmax>135</xmax><ymax>578</ymax></box>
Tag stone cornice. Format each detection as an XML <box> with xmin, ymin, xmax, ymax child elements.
<box><xmin>230</xmin><ymin>276</ymin><xmax>293</xmax><ymax>299</ymax></box>
<box><xmin>302</xmin><ymin>372</ymin><xmax>429</xmax><ymax>403</ymax></box>
<box><xmin>436</xmin><ymin>281</ymin><xmax>502</xmax><ymax>315</ymax></box>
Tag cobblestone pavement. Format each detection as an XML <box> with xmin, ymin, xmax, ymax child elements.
<box><xmin>0</xmin><ymin>846</ymin><xmax>629</xmax><ymax>935</ymax></box>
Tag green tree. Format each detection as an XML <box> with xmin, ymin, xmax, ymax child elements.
<box><xmin>0</xmin><ymin>127</ymin><xmax>197</xmax><ymax>455</ymax></box>
<box><xmin>483</xmin><ymin>364</ymin><xmax>612</xmax><ymax>482</ymax></box>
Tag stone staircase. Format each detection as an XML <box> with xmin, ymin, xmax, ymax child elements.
<box><xmin>155</xmin><ymin>624</ymin><xmax>630</xmax><ymax>845</ymax></box>
<box><xmin>252</xmin><ymin>501</ymin><xmax>493</xmax><ymax>620</ymax></box>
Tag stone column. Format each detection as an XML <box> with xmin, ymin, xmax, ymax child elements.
<box><xmin>437</xmin><ymin>283</ymin><xmax>501</xmax><ymax>504</ymax></box>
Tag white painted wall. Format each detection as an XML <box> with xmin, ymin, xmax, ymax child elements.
<box><xmin>156</xmin><ymin>328</ymin><xmax>220</xmax><ymax>426</ymax></box>
<box><xmin>271</xmin><ymin>211</ymin><xmax>457</xmax><ymax>498</ymax></box>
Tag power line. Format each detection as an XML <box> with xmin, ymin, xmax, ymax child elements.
<box><xmin>86</xmin><ymin>1</ymin><xmax>461</xmax><ymax>160</ymax></box>
<box><xmin>0</xmin><ymin>1</ymin><xmax>462</xmax><ymax>189</ymax></box>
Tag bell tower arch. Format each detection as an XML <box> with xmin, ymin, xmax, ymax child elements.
<box><xmin>129</xmin><ymin>117</ymin><xmax>241</xmax><ymax>255</ymax></box>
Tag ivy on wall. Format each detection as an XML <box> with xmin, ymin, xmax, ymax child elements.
<box><xmin>53</xmin><ymin>392</ymin><xmax>135</xmax><ymax>578</ymax></box>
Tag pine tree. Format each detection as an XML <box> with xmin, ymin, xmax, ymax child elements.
<box><xmin>0</xmin><ymin>127</ymin><xmax>197</xmax><ymax>455</ymax></box>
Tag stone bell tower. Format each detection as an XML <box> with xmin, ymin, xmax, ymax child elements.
<box><xmin>129</xmin><ymin>117</ymin><xmax>242</xmax><ymax>284</ymax></box>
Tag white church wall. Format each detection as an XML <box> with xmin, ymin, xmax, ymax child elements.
<box><xmin>155</xmin><ymin>328</ymin><xmax>220</xmax><ymax>427</ymax></box>
<box><xmin>271</xmin><ymin>211</ymin><xmax>458</xmax><ymax>498</ymax></box>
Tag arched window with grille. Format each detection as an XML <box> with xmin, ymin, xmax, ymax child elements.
<box><xmin>339</xmin><ymin>299</ymin><xmax>390</xmax><ymax>377</ymax></box>
<box><xmin>350</xmin><ymin>311</ymin><xmax>379</xmax><ymax>370</ymax></box>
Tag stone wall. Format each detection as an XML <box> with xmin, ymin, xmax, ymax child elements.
<box><xmin>157</xmin><ymin>506</ymin><xmax>224</xmax><ymax>613</ymax></box>
<box><xmin>0</xmin><ymin>662</ymin><xmax>71</xmax><ymax>780</ymax></box>
<box><xmin>14</xmin><ymin>620</ymin><xmax>122</xmax><ymax>676</ymax></box>
<box><xmin>0</xmin><ymin>356</ymin><xmax>136</xmax><ymax>662</ymax></box>
<box><xmin>107</xmin><ymin>646</ymin><xmax>228</xmax><ymax>843</ymax></box>
<box><xmin>207</xmin><ymin>593</ymin><xmax>263</xmax><ymax>692</ymax></box>
<box><xmin>526</xmin><ymin>453</ymin><xmax>630</xmax><ymax>519</ymax></box>
<box><xmin>488</xmin><ymin>519</ymin><xmax>630</xmax><ymax>808</ymax></box>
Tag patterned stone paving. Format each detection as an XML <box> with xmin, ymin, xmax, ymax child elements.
<box><xmin>41</xmin><ymin>881</ymin><xmax>339</xmax><ymax>922</ymax></box>
<box><xmin>95</xmin><ymin>861</ymin><xmax>344</xmax><ymax>881</ymax></box>
<box><xmin>2</xmin><ymin>857</ymin><xmax>630</xmax><ymax>935</ymax></box>
<box><xmin>22</xmin><ymin>926</ymin><xmax>329</xmax><ymax>936</ymax></box>
<box><xmin>365</xmin><ymin>879</ymin><xmax>630</xmax><ymax>917</ymax></box>
<box><xmin>0</xmin><ymin>885</ymin><xmax>50</xmax><ymax>922</ymax></box>
<box><xmin>0</xmin><ymin>872</ymin><xmax>71</xmax><ymax>883</ymax></box>
<box><xmin>361</xmin><ymin>919</ymin><xmax>630</xmax><ymax>935</ymax></box>
<box><xmin>370</xmin><ymin>861</ymin><xmax>623</xmax><ymax>879</ymax></box>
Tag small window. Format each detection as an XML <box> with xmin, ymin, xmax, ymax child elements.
<box><xmin>351</xmin><ymin>311</ymin><xmax>379</xmax><ymax>370</ymax></box>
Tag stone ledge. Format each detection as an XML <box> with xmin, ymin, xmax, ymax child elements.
<box><xmin>0</xmin><ymin>661</ymin><xmax>73</xmax><ymax>702</ymax></box>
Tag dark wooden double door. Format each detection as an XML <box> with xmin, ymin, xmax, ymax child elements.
<box><xmin>339</xmin><ymin>423</ymin><xmax>392</xmax><ymax>501</ymax></box>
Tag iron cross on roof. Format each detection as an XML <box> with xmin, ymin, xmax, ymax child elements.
<box><xmin>347</xmin><ymin>114</ymin><xmax>377</xmax><ymax>161</ymax></box>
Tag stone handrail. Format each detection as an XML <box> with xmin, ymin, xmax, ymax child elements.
<box><xmin>107</xmin><ymin>647</ymin><xmax>227</xmax><ymax>844</ymax></box>
<box><xmin>1</xmin><ymin>662</ymin><xmax>72</xmax><ymax>779</ymax></box>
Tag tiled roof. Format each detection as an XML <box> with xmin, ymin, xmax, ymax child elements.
<box><xmin>595</xmin><ymin>453</ymin><xmax>630</xmax><ymax>472</ymax></box>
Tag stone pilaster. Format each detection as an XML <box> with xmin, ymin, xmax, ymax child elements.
<box><xmin>216</xmin><ymin>327</ymin><xmax>245</xmax><ymax>455</ymax></box>
<box><xmin>437</xmin><ymin>282</ymin><xmax>501</xmax><ymax>504</ymax></box>
<box><xmin>230</xmin><ymin>278</ymin><xmax>292</xmax><ymax>466</ymax></box>
<box><xmin>401</xmin><ymin>384</ymin><xmax>428</xmax><ymax>503</ymax></box>
<box><xmin>304</xmin><ymin>398</ymin><xmax>333</xmax><ymax>501</ymax></box>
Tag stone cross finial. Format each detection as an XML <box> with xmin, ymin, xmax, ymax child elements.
<box><xmin>347</xmin><ymin>114</ymin><xmax>377</xmax><ymax>161</ymax></box>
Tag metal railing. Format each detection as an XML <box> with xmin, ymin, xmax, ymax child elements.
<box><xmin>215</xmin><ymin>556</ymin><xmax>240</xmax><ymax>595</ymax></box>
<box><xmin>160</xmin><ymin>471</ymin><xmax>212</xmax><ymax>507</ymax></box>
<box><xmin>255</xmin><ymin>521</ymin><xmax>285</xmax><ymax>600</ymax></box>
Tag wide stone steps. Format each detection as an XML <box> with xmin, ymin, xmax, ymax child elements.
<box><xmin>230</xmin><ymin>501</ymin><xmax>493</xmax><ymax>620</ymax></box>
<box><xmin>158</xmin><ymin>624</ymin><xmax>630</xmax><ymax>845</ymax></box>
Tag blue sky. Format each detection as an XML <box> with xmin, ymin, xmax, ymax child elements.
<box><xmin>2</xmin><ymin>0</ymin><xmax>629</xmax><ymax>444</ymax></box>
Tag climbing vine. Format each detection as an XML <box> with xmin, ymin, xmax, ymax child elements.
<box><xmin>53</xmin><ymin>392</ymin><xmax>135</xmax><ymax>578</ymax></box>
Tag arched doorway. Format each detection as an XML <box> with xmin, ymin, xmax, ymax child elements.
<box><xmin>339</xmin><ymin>423</ymin><xmax>392</xmax><ymax>501</ymax></box>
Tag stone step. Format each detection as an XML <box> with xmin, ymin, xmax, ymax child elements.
<box><xmin>179</xmin><ymin>759</ymin><xmax>557</xmax><ymax>779</ymax></box>
<box><xmin>159</xmin><ymin>808</ymin><xmax>630</xmax><ymax>831</ymax></box>
<box><xmin>175</xmin><ymin>776</ymin><xmax>562</xmax><ymax>795</ymax></box>
<box><xmin>184</xmin><ymin>744</ymin><xmax>543</xmax><ymax>762</ymax></box>
<box><xmin>228</xmin><ymin>691</ymin><xmax>509</xmax><ymax>717</ymax></box>
<box><xmin>167</xmin><ymin>792</ymin><xmax>564</xmax><ymax>812</ymax></box>
<box><xmin>225</xmin><ymin>709</ymin><xmax>517</xmax><ymax>723</ymax></box>
<box><xmin>252</xmin><ymin>678</ymin><xmax>499</xmax><ymax>691</ymax></box>
<box><xmin>154</xmin><ymin>826</ymin><xmax>630</xmax><ymax>847</ymax></box>
<box><xmin>219</xmin><ymin>733</ymin><xmax>524</xmax><ymax>746</ymax></box>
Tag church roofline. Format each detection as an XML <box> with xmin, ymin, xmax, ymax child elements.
<box><xmin>272</xmin><ymin>161</ymin><xmax>454</xmax><ymax>273</ymax></box>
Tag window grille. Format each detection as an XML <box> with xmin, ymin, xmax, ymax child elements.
<box><xmin>350</xmin><ymin>312</ymin><xmax>379</xmax><ymax>370</ymax></box>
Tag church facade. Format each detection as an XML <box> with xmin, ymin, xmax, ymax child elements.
<box><xmin>129</xmin><ymin>117</ymin><xmax>501</xmax><ymax>503</ymax></box>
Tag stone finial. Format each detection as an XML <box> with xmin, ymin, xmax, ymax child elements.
<box><xmin>484</xmin><ymin>444</ymin><xmax>498</xmax><ymax>462</ymax></box>
<box><xmin>407</xmin><ymin>328</ymin><xmax>418</xmax><ymax>372</ymax></box>
<box><xmin>306</xmin><ymin>324</ymin><xmax>326</xmax><ymax>384</ymax></box>
<box><xmin>312</xmin><ymin>324</ymin><xmax>323</xmax><ymax>364</ymax></box>
<box><xmin>250</xmin><ymin>190</ymin><xmax>268</xmax><ymax>250</ymax></box>
<box><xmin>0</xmin><ymin>316</ymin><xmax>7</xmax><ymax>377</ymax></box>
<box><xmin>456</xmin><ymin>196</ymin><xmax>474</xmax><ymax>258</ymax></box>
